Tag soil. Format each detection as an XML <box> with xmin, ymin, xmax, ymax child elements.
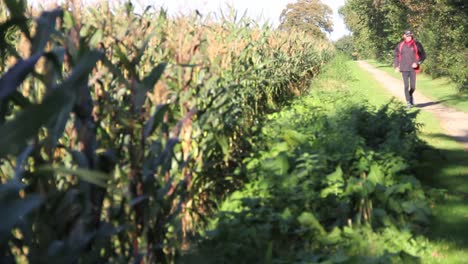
<box><xmin>357</xmin><ymin>61</ymin><xmax>468</xmax><ymax>150</ymax></box>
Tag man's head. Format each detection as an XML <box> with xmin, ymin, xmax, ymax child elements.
<box><xmin>404</xmin><ymin>30</ymin><xmax>414</xmax><ymax>41</ymax></box>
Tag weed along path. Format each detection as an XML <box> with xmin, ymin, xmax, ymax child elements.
<box><xmin>357</xmin><ymin>61</ymin><xmax>468</xmax><ymax>150</ymax></box>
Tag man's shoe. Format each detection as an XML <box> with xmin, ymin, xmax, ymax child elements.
<box><xmin>409</xmin><ymin>96</ymin><xmax>414</xmax><ymax>105</ymax></box>
<box><xmin>407</xmin><ymin>102</ymin><xmax>413</xmax><ymax>108</ymax></box>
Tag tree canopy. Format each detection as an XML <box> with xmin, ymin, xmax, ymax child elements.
<box><xmin>279</xmin><ymin>0</ymin><xmax>333</xmax><ymax>38</ymax></box>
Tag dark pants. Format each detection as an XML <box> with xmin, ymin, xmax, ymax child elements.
<box><xmin>401</xmin><ymin>71</ymin><xmax>416</xmax><ymax>104</ymax></box>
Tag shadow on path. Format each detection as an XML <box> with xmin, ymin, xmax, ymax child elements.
<box><xmin>415</xmin><ymin>100</ymin><xmax>446</xmax><ymax>108</ymax></box>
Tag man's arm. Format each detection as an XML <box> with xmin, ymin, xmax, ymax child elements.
<box><xmin>393</xmin><ymin>43</ymin><xmax>400</xmax><ymax>71</ymax></box>
<box><xmin>416</xmin><ymin>42</ymin><xmax>426</xmax><ymax>64</ymax></box>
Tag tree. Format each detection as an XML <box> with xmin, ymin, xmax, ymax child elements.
<box><xmin>334</xmin><ymin>35</ymin><xmax>357</xmax><ymax>59</ymax></box>
<box><xmin>279</xmin><ymin>0</ymin><xmax>333</xmax><ymax>38</ymax></box>
<box><xmin>340</xmin><ymin>0</ymin><xmax>401</xmax><ymax>59</ymax></box>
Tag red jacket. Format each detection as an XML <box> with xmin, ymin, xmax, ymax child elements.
<box><xmin>393</xmin><ymin>40</ymin><xmax>426</xmax><ymax>72</ymax></box>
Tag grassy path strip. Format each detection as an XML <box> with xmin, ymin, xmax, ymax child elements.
<box><xmin>349</xmin><ymin>60</ymin><xmax>468</xmax><ymax>263</ymax></box>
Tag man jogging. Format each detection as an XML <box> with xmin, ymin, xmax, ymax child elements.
<box><xmin>393</xmin><ymin>30</ymin><xmax>426</xmax><ymax>108</ymax></box>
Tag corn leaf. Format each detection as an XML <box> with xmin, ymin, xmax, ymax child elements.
<box><xmin>38</xmin><ymin>166</ymin><xmax>109</xmax><ymax>187</ymax></box>
<box><xmin>0</xmin><ymin>53</ymin><xmax>43</xmax><ymax>100</ymax></box>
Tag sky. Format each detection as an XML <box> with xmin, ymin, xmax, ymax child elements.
<box><xmin>29</xmin><ymin>0</ymin><xmax>351</xmax><ymax>41</ymax></box>
<box><xmin>151</xmin><ymin>0</ymin><xmax>350</xmax><ymax>41</ymax></box>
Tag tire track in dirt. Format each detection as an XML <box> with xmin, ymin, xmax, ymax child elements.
<box><xmin>357</xmin><ymin>60</ymin><xmax>468</xmax><ymax>150</ymax></box>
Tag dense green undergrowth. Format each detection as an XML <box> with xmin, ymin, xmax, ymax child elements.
<box><xmin>186</xmin><ymin>55</ymin><xmax>435</xmax><ymax>263</ymax></box>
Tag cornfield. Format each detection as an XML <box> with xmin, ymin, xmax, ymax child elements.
<box><xmin>0</xmin><ymin>0</ymin><xmax>332</xmax><ymax>262</ymax></box>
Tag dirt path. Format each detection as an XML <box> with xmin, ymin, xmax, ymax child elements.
<box><xmin>357</xmin><ymin>61</ymin><xmax>468</xmax><ymax>150</ymax></box>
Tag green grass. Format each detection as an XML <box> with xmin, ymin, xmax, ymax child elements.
<box><xmin>346</xmin><ymin>60</ymin><xmax>468</xmax><ymax>264</ymax></box>
<box><xmin>367</xmin><ymin>60</ymin><xmax>468</xmax><ymax>113</ymax></box>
